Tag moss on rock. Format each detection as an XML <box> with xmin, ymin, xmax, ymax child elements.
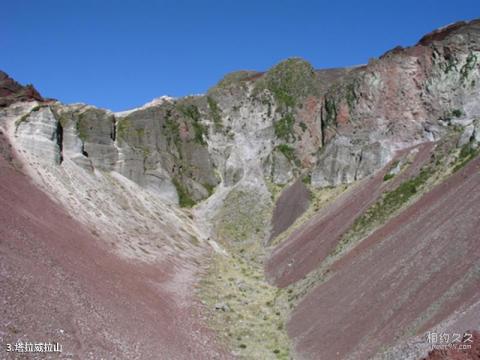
<box><xmin>254</xmin><ymin>58</ymin><xmax>318</xmax><ymax>110</ymax></box>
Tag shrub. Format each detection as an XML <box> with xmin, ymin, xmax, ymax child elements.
<box><xmin>383</xmin><ymin>173</ymin><xmax>395</xmax><ymax>182</ymax></box>
<box><xmin>453</xmin><ymin>143</ymin><xmax>479</xmax><ymax>172</ymax></box>
<box><xmin>276</xmin><ymin>144</ymin><xmax>295</xmax><ymax>162</ymax></box>
<box><xmin>274</xmin><ymin>114</ymin><xmax>295</xmax><ymax>141</ymax></box>
<box><xmin>207</xmin><ymin>96</ymin><xmax>223</xmax><ymax>130</ymax></box>
<box><xmin>172</xmin><ymin>178</ymin><xmax>195</xmax><ymax>208</ymax></box>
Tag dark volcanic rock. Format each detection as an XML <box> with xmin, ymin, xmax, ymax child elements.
<box><xmin>0</xmin><ymin>70</ymin><xmax>43</xmax><ymax>107</ymax></box>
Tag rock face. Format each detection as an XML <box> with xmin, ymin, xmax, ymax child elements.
<box><xmin>3</xmin><ymin>20</ymin><xmax>480</xmax><ymax>205</ymax></box>
<box><xmin>6</xmin><ymin>19</ymin><xmax>480</xmax><ymax>205</ymax></box>
<box><xmin>0</xmin><ymin>70</ymin><xmax>44</xmax><ymax>107</ymax></box>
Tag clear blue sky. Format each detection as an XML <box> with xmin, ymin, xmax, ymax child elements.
<box><xmin>2</xmin><ymin>0</ymin><xmax>479</xmax><ymax>111</ymax></box>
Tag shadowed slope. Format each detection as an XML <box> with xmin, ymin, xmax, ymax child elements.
<box><xmin>269</xmin><ymin>178</ymin><xmax>310</xmax><ymax>242</ymax></box>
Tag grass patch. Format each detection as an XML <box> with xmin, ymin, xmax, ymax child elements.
<box><xmin>460</xmin><ymin>52</ymin><xmax>478</xmax><ymax>82</ymax></box>
<box><xmin>172</xmin><ymin>178</ymin><xmax>195</xmax><ymax>208</ymax></box>
<box><xmin>302</xmin><ymin>174</ymin><xmax>311</xmax><ymax>185</ymax></box>
<box><xmin>179</xmin><ymin>103</ymin><xmax>207</xmax><ymax>145</ymax></box>
<box><xmin>215</xmin><ymin>189</ymin><xmax>271</xmax><ymax>243</ymax></box>
<box><xmin>14</xmin><ymin>105</ymin><xmax>47</xmax><ymax>129</ymax></box>
<box><xmin>334</xmin><ymin>167</ymin><xmax>433</xmax><ymax>255</ymax></box>
<box><xmin>383</xmin><ymin>173</ymin><xmax>395</xmax><ymax>182</ymax></box>
<box><xmin>276</xmin><ymin>144</ymin><xmax>295</xmax><ymax>162</ymax></box>
<box><xmin>203</xmin><ymin>182</ymin><xmax>216</xmax><ymax>197</ymax></box>
<box><xmin>274</xmin><ymin>114</ymin><xmax>295</xmax><ymax>141</ymax></box>
<box><xmin>253</xmin><ymin>58</ymin><xmax>318</xmax><ymax>110</ymax></box>
<box><xmin>163</xmin><ymin>110</ymin><xmax>181</xmax><ymax>146</ymax></box>
<box><xmin>452</xmin><ymin>143</ymin><xmax>479</xmax><ymax>172</ymax></box>
<box><xmin>207</xmin><ymin>96</ymin><xmax>223</xmax><ymax>130</ymax></box>
<box><xmin>116</xmin><ymin>117</ymin><xmax>132</xmax><ymax>141</ymax></box>
<box><xmin>198</xmin><ymin>243</ymin><xmax>292</xmax><ymax>359</ymax></box>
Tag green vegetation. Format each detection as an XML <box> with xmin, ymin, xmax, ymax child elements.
<box><xmin>383</xmin><ymin>173</ymin><xmax>395</xmax><ymax>181</ymax></box>
<box><xmin>164</xmin><ymin>109</ymin><xmax>181</xmax><ymax>146</ymax></box>
<box><xmin>451</xmin><ymin>109</ymin><xmax>463</xmax><ymax>118</ymax></box>
<box><xmin>324</xmin><ymin>97</ymin><xmax>337</xmax><ymax>127</ymax></box>
<box><xmin>199</xmin><ymin>243</ymin><xmax>291</xmax><ymax>359</ymax></box>
<box><xmin>460</xmin><ymin>52</ymin><xmax>478</xmax><ymax>82</ymax></box>
<box><xmin>192</xmin><ymin>121</ymin><xmax>207</xmax><ymax>145</ymax></box>
<box><xmin>179</xmin><ymin>103</ymin><xmax>200</xmax><ymax>121</ymax></box>
<box><xmin>443</xmin><ymin>56</ymin><xmax>458</xmax><ymax>74</ymax></box>
<box><xmin>203</xmin><ymin>182</ymin><xmax>216</xmax><ymax>197</ymax></box>
<box><xmin>334</xmin><ymin>167</ymin><xmax>433</xmax><ymax>255</ymax></box>
<box><xmin>274</xmin><ymin>114</ymin><xmax>295</xmax><ymax>141</ymax></box>
<box><xmin>276</xmin><ymin>144</ymin><xmax>295</xmax><ymax>162</ymax></box>
<box><xmin>253</xmin><ymin>58</ymin><xmax>318</xmax><ymax>110</ymax></box>
<box><xmin>14</xmin><ymin>105</ymin><xmax>47</xmax><ymax>128</ymax></box>
<box><xmin>345</xmin><ymin>81</ymin><xmax>358</xmax><ymax>111</ymax></box>
<box><xmin>452</xmin><ymin>143</ymin><xmax>480</xmax><ymax>172</ymax></box>
<box><xmin>172</xmin><ymin>178</ymin><xmax>195</xmax><ymax>208</ymax></box>
<box><xmin>251</xmin><ymin>58</ymin><xmax>319</xmax><ymax>146</ymax></box>
<box><xmin>116</xmin><ymin>117</ymin><xmax>132</xmax><ymax>141</ymax></box>
<box><xmin>15</xmin><ymin>113</ymin><xmax>31</xmax><ymax>128</ymax></box>
<box><xmin>207</xmin><ymin>96</ymin><xmax>223</xmax><ymax>130</ymax></box>
<box><xmin>302</xmin><ymin>174</ymin><xmax>311</xmax><ymax>184</ymax></box>
<box><xmin>442</xmin><ymin>108</ymin><xmax>464</xmax><ymax>122</ymax></box>
<box><xmin>76</xmin><ymin>115</ymin><xmax>90</xmax><ymax>142</ymax></box>
<box><xmin>212</xmin><ymin>70</ymin><xmax>259</xmax><ymax>91</ymax></box>
<box><xmin>216</xmin><ymin>189</ymin><xmax>271</xmax><ymax>243</ymax></box>
<box><xmin>200</xmin><ymin>185</ymin><xmax>291</xmax><ymax>358</ymax></box>
<box><xmin>265</xmin><ymin>180</ymin><xmax>285</xmax><ymax>201</ymax></box>
<box><xmin>57</xmin><ymin>113</ymin><xmax>71</xmax><ymax>128</ymax></box>
<box><xmin>383</xmin><ymin>161</ymin><xmax>400</xmax><ymax>182</ymax></box>
<box><xmin>179</xmin><ymin>104</ymin><xmax>207</xmax><ymax>145</ymax></box>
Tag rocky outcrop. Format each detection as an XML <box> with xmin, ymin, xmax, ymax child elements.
<box><xmin>3</xmin><ymin>21</ymin><xmax>480</xmax><ymax>205</ymax></box>
<box><xmin>0</xmin><ymin>70</ymin><xmax>44</xmax><ymax>107</ymax></box>
<box><xmin>11</xmin><ymin>99</ymin><xmax>221</xmax><ymax>204</ymax></box>
<box><xmin>311</xmin><ymin>19</ymin><xmax>480</xmax><ymax>186</ymax></box>
<box><xmin>312</xmin><ymin>137</ymin><xmax>392</xmax><ymax>187</ymax></box>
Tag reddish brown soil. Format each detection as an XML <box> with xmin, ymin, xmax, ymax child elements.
<box><xmin>266</xmin><ymin>143</ymin><xmax>434</xmax><ymax>287</ymax></box>
<box><xmin>287</xmin><ymin>156</ymin><xmax>480</xmax><ymax>359</ymax></box>
<box><xmin>269</xmin><ymin>179</ymin><xmax>310</xmax><ymax>242</ymax></box>
<box><xmin>0</xmin><ymin>148</ymin><xmax>228</xmax><ymax>359</ymax></box>
<box><xmin>422</xmin><ymin>331</ymin><xmax>480</xmax><ymax>360</ymax></box>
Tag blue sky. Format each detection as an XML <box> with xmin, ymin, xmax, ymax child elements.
<box><xmin>2</xmin><ymin>0</ymin><xmax>479</xmax><ymax>111</ymax></box>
